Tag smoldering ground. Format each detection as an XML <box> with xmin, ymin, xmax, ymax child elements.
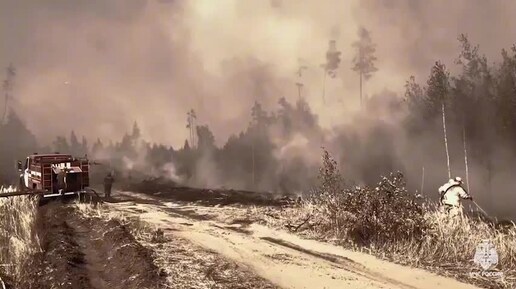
<box><xmin>1</xmin><ymin>0</ymin><xmax>516</xmax><ymax>218</ymax></box>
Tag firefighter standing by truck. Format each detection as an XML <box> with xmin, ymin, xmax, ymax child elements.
<box><xmin>104</xmin><ymin>172</ymin><xmax>115</xmax><ymax>199</ymax></box>
<box><xmin>57</xmin><ymin>168</ymin><xmax>67</xmax><ymax>193</ymax></box>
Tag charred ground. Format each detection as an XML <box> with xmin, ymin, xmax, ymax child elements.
<box><xmin>0</xmin><ymin>194</ymin><xmax>282</xmax><ymax>289</ymax></box>
<box><xmin>18</xmin><ymin>203</ymin><xmax>165</xmax><ymax>289</ymax></box>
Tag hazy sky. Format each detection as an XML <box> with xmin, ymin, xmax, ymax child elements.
<box><xmin>1</xmin><ymin>0</ymin><xmax>516</xmax><ymax>147</ymax></box>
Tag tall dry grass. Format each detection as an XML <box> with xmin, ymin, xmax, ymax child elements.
<box><xmin>406</xmin><ymin>210</ymin><xmax>516</xmax><ymax>282</ymax></box>
<box><xmin>0</xmin><ymin>185</ymin><xmax>41</xmax><ymax>284</ymax></box>
<box><xmin>74</xmin><ymin>201</ymin><xmax>157</xmax><ymax>242</ymax></box>
<box><xmin>268</xmin><ymin>150</ymin><xmax>516</xmax><ymax>288</ymax></box>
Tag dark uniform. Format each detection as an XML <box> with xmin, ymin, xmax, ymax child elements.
<box><xmin>104</xmin><ymin>173</ymin><xmax>115</xmax><ymax>198</ymax></box>
<box><xmin>57</xmin><ymin>169</ymin><xmax>67</xmax><ymax>193</ymax></box>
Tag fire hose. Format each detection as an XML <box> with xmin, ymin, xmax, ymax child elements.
<box><xmin>472</xmin><ymin>200</ymin><xmax>489</xmax><ymax>217</ymax></box>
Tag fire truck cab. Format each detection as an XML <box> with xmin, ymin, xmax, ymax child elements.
<box><xmin>17</xmin><ymin>153</ymin><xmax>90</xmax><ymax>198</ymax></box>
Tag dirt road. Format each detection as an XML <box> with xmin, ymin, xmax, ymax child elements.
<box><xmin>110</xmin><ymin>191</ymin><xmax>482</xmax><ymax>289</ymax></box>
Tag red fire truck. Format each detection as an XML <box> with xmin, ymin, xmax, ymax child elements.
<box><xmin>16</xmin><ymin>153</ymin><xmax>92</xmax><ymax>198</ymax></box>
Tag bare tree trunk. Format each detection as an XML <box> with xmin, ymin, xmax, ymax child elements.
<box><xmin>322</xmin><ymin>71</ymin><xmax>327</xmax><ymax>105</ymax></box>
<box><xmin>463</xmin><ymin>125</ymin><xmax>470</xmax><ymax>192</ymax></box>
<box><xmin>192</xmin><ymin>119</ymin><xmax>196</xmax><ymax>149</ymax></box>
<box><xmin>1</xmin><ymin>93</ymin><xmax>7</xmax><ymax>124</ymax></box>
<box><xmin>252</xmin><ymin>140</ymin><xmax>255</xmax><ymax>188</ymax></box>
<box><xmin>2</xmin><ymin>64</ymin><xmax>15</xmax><ymax>125</ymax></box>
<box><xmin>359</xmin><ymin>72</ymin><xmax>363</xmax><ymax>108</ymax></box>
<box><xmin>487</xmin><ymin>158</ymin><xmax>492</xmax><ymax>207</ymax></box>
<box><xmin>188</xmin><ymin>123</ymin><xmax>191</xmax><ymax>148</ymax></box>
<box><xmin>442</xmin><ymin>102</ymin><xmax>451</xmax><ymax>179</ymax></box>
<box><xmin>188</xmin><ymin>118</ymin><xmax>193</xmax><ymax>149</ymax></box>
<box><xmin>420</xmin><ymin>166</ymin><xmax>425</xmax><ymax>195</ymax></box>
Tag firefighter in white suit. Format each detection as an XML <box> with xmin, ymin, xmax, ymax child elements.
<box><xmin>439</xmin><ymin>177</ymin><xmax>472</xmax><ymax>217</ymax></box>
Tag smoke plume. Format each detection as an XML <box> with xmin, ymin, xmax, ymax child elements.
<box><xmin>2</xmin><ymin>0</ymin><xmax>516</xmax><ymax>218</ymax></box>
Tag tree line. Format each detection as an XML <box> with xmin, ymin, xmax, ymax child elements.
<box><xmin>404</xmin><ymin>34</ymin><xmax>516</xmax><ymax>214</ymax></box>
<box><xmin>0</xmin><ymin>95</ymin><xmax>323</xmax><ymax>193</ymax></box>
<box><xmin>1</xmin><ymin>32</ymin><xmax>515</xmax><ymax>216</ymax></box>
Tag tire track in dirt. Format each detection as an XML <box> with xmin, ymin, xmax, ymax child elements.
<box><xmin>20</xmin><ymin>203</ymin><xmax>91</xmax><ymax>289</ymax></box>
<box><xmin>258</xmin><ymin>236</ymin><xmax>418</xmax><ymax>289</ymax></box>
<box><xmin>20</xmin><ymin>202</ymin><xmax>165</xmax><ymax>289</ymax></box>
<box><xmin>111</xmin><ymin>191</ymin><xmax>482</xmax><ymax>289</ymax></box>
<box><xmin>69</xmin><ymin>225</ymin><xmax>110</xmax><ymax>289</ymax></box>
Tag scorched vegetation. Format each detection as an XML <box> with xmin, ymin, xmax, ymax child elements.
<box><xmin>264</xmin><ymin>149</ymin><xmax>516</xmax><ymax>289</ymax></box>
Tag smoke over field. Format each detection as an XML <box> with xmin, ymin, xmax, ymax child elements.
<box><xmin>1</xmin><ymin>0</ymin><xmax>516</xmax><ymax>219</ymax></box>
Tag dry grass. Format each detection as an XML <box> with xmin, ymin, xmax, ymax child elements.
<box><xmin>0</xmin><ymin>185</ymin><xmax>41</xmax><ymax>284</ymax></box>
<box><xmin>253</xmin><ymin>150</ymin><xmax>516</xmax><ymax>289</ymax></box>
<box><xmin>74</xmin><ymin>202</ymin><xmax>155</xmax><ymax>241</ymax></box>
<box><xmin>74</xmin><ymin>202</ymin><xmax>277</xmax><ymax>288</ymax></box>
<box><xmin>255</xmin><ymin>200</ymin><xmax>516</xmax><ymax>288</ymax></box>
<box><xmin>399</xmin><ymin>210</ymin><xmax>516</xmax><ymax>287</ymax></box>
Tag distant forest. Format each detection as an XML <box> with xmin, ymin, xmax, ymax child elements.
<box><xmin>1</xmin><ymin>35</ymin><xmax>516</xmax><ymax>217</ymax></box>
<box><xmin>0</xmin><ymin>96</ymin><xmax>323</xmax><ymax>194</ymax></box>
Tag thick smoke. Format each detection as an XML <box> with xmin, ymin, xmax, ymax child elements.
<box><xmin>2</xmin><ymin>1</ymin><xmax>516</xmax><ymax>219</ymax></box>
<box><xmin>3</xmin><ymin>0</ymin><xmax>516</xmax><ymax>145</ymax></box>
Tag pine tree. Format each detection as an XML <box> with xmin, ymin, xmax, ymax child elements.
<box><xmin>81</xmin><ymin>136</ymin><xmax>88</xmax><ymax>156</ymax></box>
<box><xmin>91</xmin><ymin>138</ymin><xmax>104</xmax><ymax>155</ymax></box>
<box><xmin>70</xmin><ymin>131</ymin><xmax>79</xmax><ymax>155</ymax></box>
<box><xmin>427</xmin><ymin>61</ymin><xmax>452</xmax><ymax>178</ymax></box>
<box><xmin>186</xmin><ymin>109</ymin><xmax>197</xmax><ymax>148</ymax></box>
<box><xmin>2</xmin><ymin>64</ymin><xmax>16</xmax><ymax>124</ymax></box>
<box><xmin>131</xmin><ymin>121</ymin><xmax>141</xmax><ymax>140</ymax></box>
<box><xmin>321</xmin><ymin>40</ymin><xmax>341</xmax><ymax>104</ymax></box>
<box><xmin>352</xmin><ymin>27</ymin><xmax>378</xmax><ymax>108</ymax></box>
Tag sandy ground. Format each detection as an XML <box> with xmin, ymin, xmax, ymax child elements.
<box><xmin>109</xmin><ymin>191</ymin><xmax>482</xmax><ymax>289</ymax></box>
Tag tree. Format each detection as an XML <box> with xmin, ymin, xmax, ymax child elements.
<box><xmin>250</xmin><ymin>101</ymin><xmax>265</xmax><ymax>187</ymax></box>
<box><xmin>318</xmin><ymin>148</ymin><xmax>344</xmax><ymax>195</ymax></box>
<box><xmin>2</xmin><ymin>64</ymin><xmax>16</xmax><ymax>124</ymax></box>
<box><xmin>81</xmin><ymin>136</ymin><xmax>88</xmax><ymax>156</ymax></box>
<box><xmin>70</xmin><ymin>131</ymin><xmax>79</xmax><ymax>155</ymax></box>
<box><xmin>321</xmin><ymin>40</ymin><xmax>342</xmax><ymax>104</ymax></box>
<box><xmin>250</xmin><ymin>101</ymin><xmax>271</xmax><ymax>129</ymax></box>
<box><xmin>53</xmin><ymin>136</ymin><xmax>70</xmax><ymax>154</ymax></box>
<box><xmin>352</xmin><ymin>27</ymin><xmax>378</xmax><ymax>107</ymax></box>
<box><xmin>91</xmin><ymin>138</ymin><xmax>104</xmax><ymax>155</ymax></box>
<box><xmin>495</xmin><ymin>45</ymin><xmax>516</xmax><ymax>142</ymax></box>
<box><xmin>427</xmin><ymin>61</ymin><xmax>452</xmax><ymax>179</ymax></box>
<box><xmin>453</xmin><ymin>34</ymin><xmax>490</xmax><ymax>194</ymax></box>
<box><xmin>295</xmin><ymin>59</ymin><xmax>308</xmax><ymax>100</ymax></box>
<box><xmin>403</xmin><ymin>76</ymin><xmax>427</xmax><ymax>132</ymax></box>
<box><xmin>196</xmin><ymin>125</ymin><xmax>215</xmax><ymax>151</ymax></box>
<box><xmin>186</xmin><ymin>109</ymin><xmax>197</xmax><ymax>149</ymax></box>
<box><xmin>131</xmin><ymin>121</ymin><xmax>141</xmax><ymax>140</ymax></box>
<box><xmin>0</xmin><ymin>110</ymin><xmax>38</xmax><ymax>182</ymax></box>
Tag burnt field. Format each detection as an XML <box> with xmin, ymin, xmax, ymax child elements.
<box><xmin>121</xmin><ymin>177</ymin><xmax>298</xmax><ymax>207</ymax></box>
<box><xmin>0</xmin><ymin>190</ymin><xmax>281</xmax><ymax>289</ymax></box>
<box><xmin>119</xmin><ymin>173</ymin><xmax>516</xmax><ymax>289</ymax></box>
<box><xmin>0</xmin><ymin>174</ymin><xmax>513</xmax><ymax>289</ymax></box>
<box><xmin>16</xmin><ymin>203</ymin><xmax>166</xmax><ymax>289</ymax></box>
